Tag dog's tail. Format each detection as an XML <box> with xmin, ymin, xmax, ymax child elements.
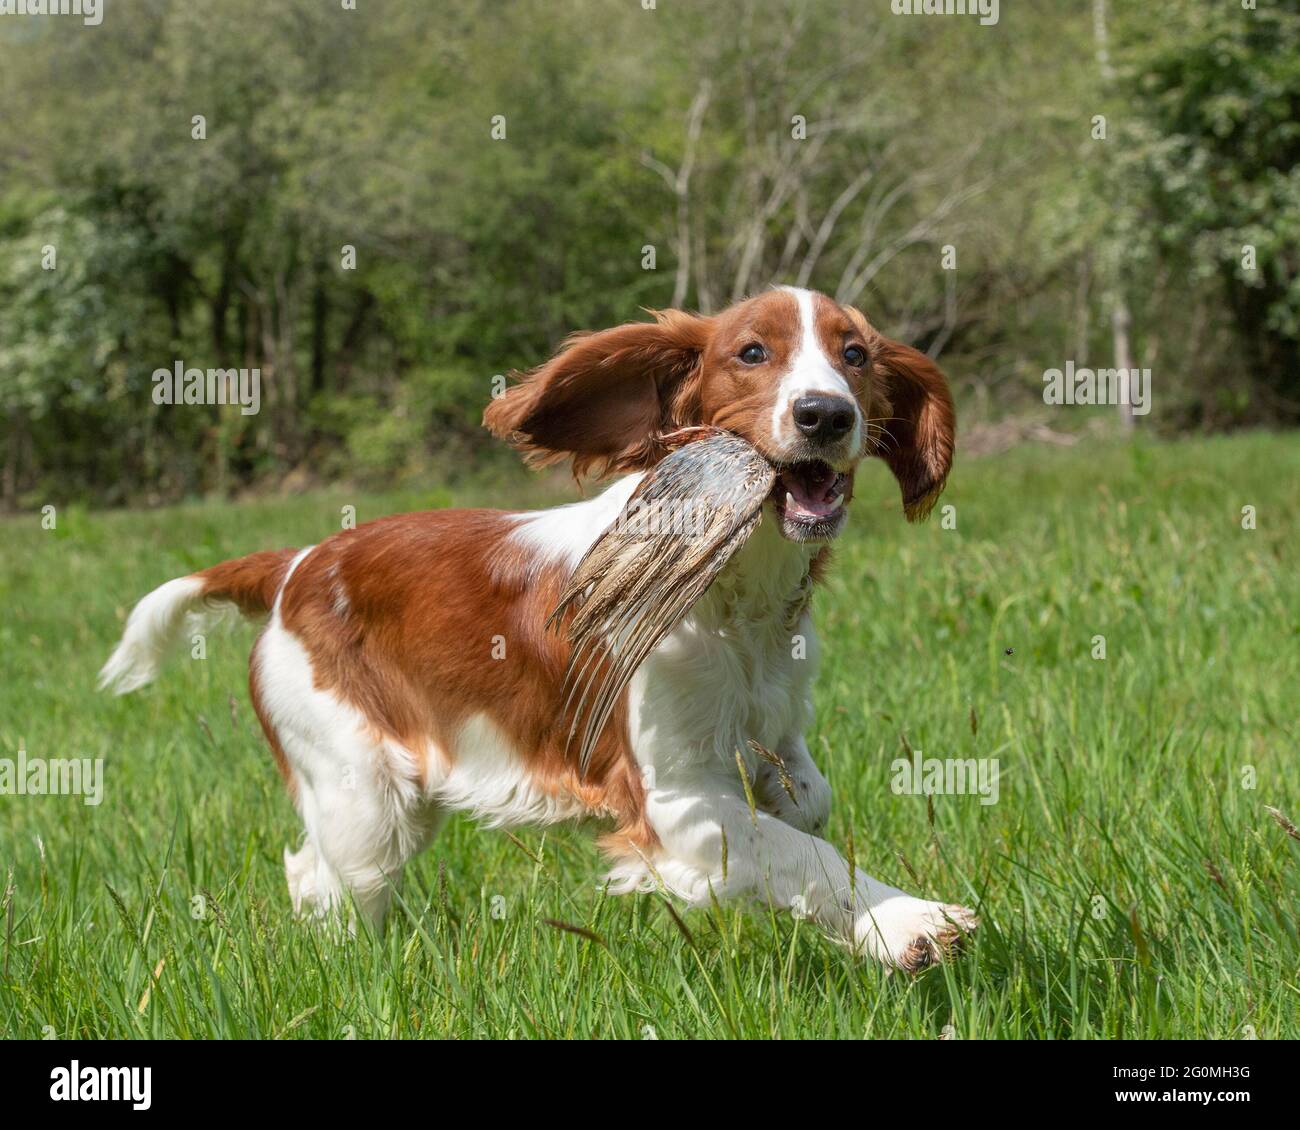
<box><xmin>98</xmin><ymin>547</ymin><xmax>300</xmax><ymax>695</ymax></box>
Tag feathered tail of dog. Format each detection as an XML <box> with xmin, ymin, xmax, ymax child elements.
<box><xmin>98</xmin><ymin>548</ymin><xmax>299</xmax><ymax>695</ymax></box>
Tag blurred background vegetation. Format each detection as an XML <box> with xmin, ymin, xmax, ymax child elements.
<box><xmin>0</xmin><ymin>0</ymin><xmax>1296</xmax><ymax>510</ymax></box>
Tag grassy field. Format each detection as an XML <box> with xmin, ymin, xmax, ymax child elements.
<box><xmin>1</xmin><ymin>432</ymin><xmax>1297</xmax><ymax>1040</ymax></box>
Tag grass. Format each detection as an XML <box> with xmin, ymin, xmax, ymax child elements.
<box><xmin>1</xmin><ymin>432</ymin><xmax>1297</xmax><ymax>1039</ymax></box>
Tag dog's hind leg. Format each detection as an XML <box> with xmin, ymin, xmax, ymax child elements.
<box><xmin>282</xmin><ymin>825</ymin><xmax>341</xmax><ymax>920</ymax></box>
<box><xmin>286</xmin><ymin>769</ymin><xmax>443</xmax><ymax>927</ymax></box>
<box><xmin>251</xmin><ymin>621</ymin><xmax>442</xmax><ymax>927</ymax></box>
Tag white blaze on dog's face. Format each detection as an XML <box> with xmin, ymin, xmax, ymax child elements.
<box><xmin>768</xmin><ymin>286</ymin><xmax>863</xmax><ymax>457</ymax></box>
<box><xmin>698</xmin><ymin>286</ymin><xmax>870</xmax><ymax>542</ymax></box>
<box><xmin>485</xmin><ymin>286</ymin><xmax>955</xmax><ymax>542</ymax></box>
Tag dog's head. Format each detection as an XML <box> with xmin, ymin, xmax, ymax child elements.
<box><xmin>484</xmin><ymin>286</ymin><xmax>954</xmax><ymax>542</ymax></box>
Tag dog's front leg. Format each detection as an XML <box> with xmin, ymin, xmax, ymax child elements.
<box><xmin>645</xmin><ymin>776</ymin><xmax>976</xmax><ymax>970</ymax></box>
<box><xmin>753</xmin><ymin>733</ymin><xmax>832</xmax><ymax>834</ymax></box>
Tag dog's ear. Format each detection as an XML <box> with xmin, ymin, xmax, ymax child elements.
<box><xmin>845</xmin><ymin>307</ymin><xmax>955</xmax><ymax>520</ymax></box>
<box><xmin>484</xmin><ymin>310</ymin><xmax>712</xmax><ymax>478</ymax></box>
<box><xmin>865</xmin><ymin>331</ymin><xmax>955</xmax><ymax>521</ymax></box>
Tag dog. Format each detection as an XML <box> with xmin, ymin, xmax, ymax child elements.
<box><xmin>100</xmin><ymin>285</ymin><xmax>974</xmax><ymax>970</ymax></box>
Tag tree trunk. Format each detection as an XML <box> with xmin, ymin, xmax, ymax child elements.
<box><xmin>1094</xmin><ymin>0</ymin><xmax>1136</xmax><ymax>433</ymax></box>
<box><xmin>1112</xmin><ymin>301</ymin><xmax>1135</xmax><ymax>432</ymax></box>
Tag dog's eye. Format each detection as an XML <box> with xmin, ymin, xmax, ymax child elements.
<box><xmin>843</xmin><ymin>345</ymin><xmax>867</xmax><ymax>367</ymax></box>
<box><xmin>739</xmin><ymin>344</ymin><xmax>767</xmax><ymax>365</ymax></box>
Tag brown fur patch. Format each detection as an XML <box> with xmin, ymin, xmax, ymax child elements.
<box><xmin>275</xmin><ymin>510</ymin><xmax>657</xmax><ymax>852</ymax></box>
<box><xmin>196</xmin><ymin>547</ymin><xmax>299</xmax><ymax>615</ymax></box>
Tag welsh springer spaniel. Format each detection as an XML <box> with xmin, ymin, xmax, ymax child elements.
<box><xmin>101</xmin><ymin>286</ymin><xmax>974</xmax><ymax>970</ymax></box>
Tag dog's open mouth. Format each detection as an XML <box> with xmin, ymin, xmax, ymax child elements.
<box><xmin>770</xmin><ymin>459</ymin><xmax>851</xmax><ymax>541</ymax></box>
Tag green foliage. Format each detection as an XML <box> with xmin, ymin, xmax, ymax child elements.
<box><xmin>1123</xmin><ymin>1</ymin><xmax>1300</xmax><ymax>400</ymax></box>
<box><xmin>0</xmin><ymin>1</ymin><xmax>1295</xmax><ymax>508</ymax></box>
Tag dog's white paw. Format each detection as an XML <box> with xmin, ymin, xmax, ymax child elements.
<box><xmin>854</xmin><ymin>895</ymin><xmax>977</xmax><ymax>971</ymax></box>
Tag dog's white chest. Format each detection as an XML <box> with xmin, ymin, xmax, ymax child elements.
<box><xmin>626</xmin><ymin>522</ymin><xmax>819</xmax><ymax>780</ymax></box>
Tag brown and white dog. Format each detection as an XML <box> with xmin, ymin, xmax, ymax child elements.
<box><xmin>100</xmin><ymin>286</ymin><xmax>974</xmax><ymax>970</ymax></box>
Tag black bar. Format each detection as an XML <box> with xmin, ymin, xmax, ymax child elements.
<box><xmin>1</xmin><ymin>1038</ymin><xmax>1293</xmax><ymax>1116</ymax></box>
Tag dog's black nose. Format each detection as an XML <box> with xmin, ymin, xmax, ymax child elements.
<box><xmin>792</xmin><ymin>395</ymin><xmax>856</xmax><ymax>442</ymax></box>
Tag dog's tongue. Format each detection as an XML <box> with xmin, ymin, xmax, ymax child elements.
<box><xmin>780</xmin><ymin>464</ymin><xmax>843</xmax><ymax>520</ymax></box>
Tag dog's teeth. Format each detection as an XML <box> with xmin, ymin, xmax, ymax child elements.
<box><xmin>828</xmin><ymin>494</ymin><xmax>844</xmax><ymax>512</ymax></box>
<box><xmin>785</xmin><ymin>492</ymin><xmax>796</xmax><ymax>511</ymax></box>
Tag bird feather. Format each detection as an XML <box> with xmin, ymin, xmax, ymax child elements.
<box><xmin>548</xmin><ymin>429</ymin><xmax>776</xmax><ymax>776</ymax></box>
